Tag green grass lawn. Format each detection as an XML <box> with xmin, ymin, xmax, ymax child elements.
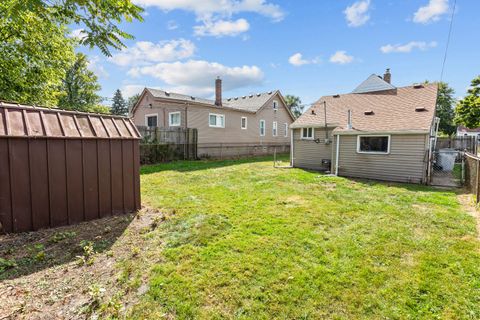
<box><xmin>127</xmin><ymin>156</ymin><xmax>480</xmax><ymax>319</ymax></box>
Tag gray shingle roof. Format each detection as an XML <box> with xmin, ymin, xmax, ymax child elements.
<box><xmin>352</xmin><ymin>74</ymin><xmax>396</xmax><ymax>94</ymax></box>
<box><xmin>145</xmin><ymin>88</ymin><xmax>278</xmax><ymax>113</ymax></box>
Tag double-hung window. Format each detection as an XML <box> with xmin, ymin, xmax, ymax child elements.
<box><xmin>209</xmin><ymin>113</ymin><xmax>225</xmax><ymax>128</ymax></box>
<box><xmin>145</xmin><ymin>114</ymin><xmax>158</xmax><ymax>127</ymax></box>
<box><xmin>241</xmin><ymin>117</ymin><xmax>247</xmax><ymax>129</ymax></box>
<box><xmin>284</xmin><ymin>123</ymin><xmax>288</xmax><ymax>137</ymax></box>
<box><xmin>169</xmin><ymin>112</ymin><xmax>181</xmax><ymax>127</ymax></box>
<box><xmin>301</xmin><ymin>127</ymin><xmax>314</xmax><ymax>139</ymax></box>
<box><xmin>260</xmin><ymin>120</ymin><xmax>266</xmax><ymax>136</ymax></box>
<box><xmin>357</xmin><ymin>135</ymin><xmax>390</xmax><ymax>154</ymax></box>
<box><xmin>272</xmin><ymin>121</ymin><xmax>278</xmax><ymax>136</ymax></box>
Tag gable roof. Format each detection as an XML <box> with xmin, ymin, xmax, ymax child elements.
<box><xmin>352</xmin><ymin>74</ymin><xmax>396</xmax><ymax>94</ymax></box>
<box><xmin>457</xmin><ymin>125</ymin><xmax>480</xmax><ymax>133</ymax></box>
<box><xmin>131</xmin><ymin>88</ymin><xmax>295</xmax><ymax>120</ymax></box>
<box><xmin>291</xmin><ymin>83</ymin><xmax>438</xmax><ymax>134</ymax></box>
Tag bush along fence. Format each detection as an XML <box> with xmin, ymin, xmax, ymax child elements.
<box><xmin>465</xmin><ymin>152</ymin><xmax>480</xmax><ymax>204</ymax></box>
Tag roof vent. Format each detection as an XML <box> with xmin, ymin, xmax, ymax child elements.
<box><xmin>256</xmin><ymin>93</ymin><xmax>261</xmax><ymax>97</ymax></box>
<box><xmin>190</xmin><ymin>96</ymin><xmax>195</xmax><ymax>100</ymax></box>
<box><xmin>234</xmin><ymin>97</ymin><xmax>238</xmax><ymax>100</ymax></box>
<box><xmin>415</xmin><ymin>107</ymin><xmax>427</xmax><ymax>112</ymax></box>
<box><xmin>249</xmin><ymin>94</ymin><xmax>253</xmax><ymax>98</ymax></box>
<box><xmin>268</xmin><ymin>91</ymin><xmax>273</xmax><ymax>95</ymax></box>
<box><xmin>413</xmin><ymin>83</ymin><xmax>424</xmax><ymax>89</ymax></box>
<box><xmin>364</xmin><ymin>110</ymin><xmax>374</xmax><ymax>115</ymax></box>
<box><xmin>165</xmin><ymin>91</ymin><xmax>170</xmax><ymax>96</ymax></box>
<box><xmin>227</xmin><ymin>98</ymin><xmax>231</xmax><ymax>101</ymax></box>
<box><xmin>242</xmin><ymin>96</ymin><xmax>246</xmax><ymax>99</ymax></box>
<box><xmin>333</xmin><ymin>94</ymin><xmax>340</xmax><ymax>98</ymax></box>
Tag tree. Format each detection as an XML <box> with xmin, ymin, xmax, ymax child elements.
<box><xmin>435</xmin><ymin>82</ymin><xmax>456</xmax><ymax>135</ymax></box>
<box><xmin>284</xmin><ymin>95</ymin><xmax>304</xmax><ymax>118</ymax></box>
<box><xmin>127</xmin><ymin>93</ymin><xmax>141</xmax><ymax>114</ymax></box>
<box><xmin>455</xmin><ymin>76</ymin><xmax>480</xmax><ymax>129</ymax></box>
<box><xmin>58</xmin><ymin>53</ymin><xmax>102</xmax><ymax>111</ymax></box>
<box><xmin>0</xmin><ymin>2</ymin><xmax>75</xmax><ymax>106</ymax></box>
<box><xmin>4</xmin><ymin>0</ymin><xmax>143</xmax><ymax>56</ymax></box>
<box><xmin>111</xmin><ymin>89</ymin><xmax>128</xmax><ymax>116</ymax></box>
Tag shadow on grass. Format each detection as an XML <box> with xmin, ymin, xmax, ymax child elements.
<box><xmin>0</xmin><ymin>213</ymin><xmax>135</xmax><ymax>281</ymax></box>
<box><xmin>141</xmin><ymin>154</ymin><xmax>290</xmax><ymax>175</ymax></box>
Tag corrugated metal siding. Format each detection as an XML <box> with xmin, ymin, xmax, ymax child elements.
<box><xmin>332</xmin><ymin>134</ymin><xmax>428</xmax><ymax>183</ymax></box>
<box><xmin>292</xmin><ymin>128</ymin><xmax>333</xmax><ymax>170</ymax></box>
<box><xmin>0</xmin><ymin>102</ymin><xmax>141</xmax><ymax>233</ymax></box>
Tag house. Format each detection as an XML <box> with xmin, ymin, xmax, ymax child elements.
<box><xmin>131</xmin><ymin>78</ymin><xmax>295</xmax><ymax>157</ymax></box>
<box><xmin>290</xmin><ymin>69</ymin><xmax>439</xmax><ymax>184</ymax></box>
<box><xmin>457</xmin><ymin>126</ymin><xmax>480</xmax><ymax>138</ymax></box>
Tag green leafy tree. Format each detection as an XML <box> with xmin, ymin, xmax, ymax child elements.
<box><xmin>455</xmin><ymin>76</ymin><xmax>480</xmax><ymax>129</ymax></box>
<box><xmin>58</xmin><ymin>53</ymin><xmax>102</xmax><ymax>111</ymax></box>
<box><xmin>127</xmin><ymin>93</ymin><xmax>141</xmax><ymax>115</ymax></box>
<box><xmin>435</xmin><ymin>82</ymin><xmax>456</xmax><ymax>135</ymax></box>
<box><xmin>111</xmin><ymin>89</ymin><xmax>128</xmax><ymax>116</ymax></box>
<box><xmin>0</xmin><ymin>2</ymin><xmax>75</xmax><ymax>106</ymax></box>
<box><xmin>284</xmin><ymin>95</ymin><xmax>304</xmax><ymax>118</ymax></box>
<box><xmin>5</xmin><ymin>0</ymin><xmax>143</xmax><ymax>56</ymax></box>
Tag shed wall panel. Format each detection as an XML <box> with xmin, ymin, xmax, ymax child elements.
<box><xmin>66</xmin><ymin>140</ymin><xmax>85</xmax><ymax>224</ymax></box>
<box><xmin>110</xmin><ymin>141</ymin><xmax>124</xmax><ymax>213</ymax></box>
<box><xmin>0</xmin><ymin>140</ymin><xmax>12</xmax><ymax>232</ymax></box>
<box><xmin>29</xmin><ymin>140</ymin><xmax>50</xmax><ymax>230</ymax></box>
<box><xmin>48</xmin><ymin>140</ymin><xmax>69</xmax><ymax>227</ymax></box>
<box><xmin>122</xmin><ymin>140</ymin><xmax>135</xmax><ymax>211</ymax></box>
<box><xmin>83</xmin><ymin>140</ymin><xmax>100</xmax><ymax>220</ymax></box>
<box><xmin>10</xmin><ymin>140</ymin><xmax>32</xmax><ymax>232</ymax></box>
<box><xmin>97</xmin><ymin>140</ymin><xmax>112</xmax><ymax>217</ymax></box>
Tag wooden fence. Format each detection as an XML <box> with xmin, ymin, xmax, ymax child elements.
<box><xmin>464</xmin><ymin>152</ymin><xmax>480</xmax><ymax>203</ymax></box>
<box><xmin>435</xmin><ymin>136</ymin><xmax>477</xmax><ymax>153</ymax></box>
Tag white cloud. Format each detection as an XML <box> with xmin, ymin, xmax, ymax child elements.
<box><xmin>87</xmin><ymin>56</ymin><xmax>109</xmax><ymax>78</ymax></box>
<box><xmin>109</xmin><ymin>39</ymin><xmax>196</xmax><ymax>67</ymax></box>
<box><xmin>167</xmin><ymin>20</ymin><xmax>178</xmax><ymax>30</ymax></box>
<box><xmin>380</xmin><ymin>41</ymin><xmax>437</xmax><ymax>53</ymax></box>
<box><xmin>413</xmin><ymin>0</ymin><xmax>449</xmax><ymax>24</ymax></box>
<box><xmin>329</xmin><ymin>51</ymin><xmax>354</xmax><ymax>64</ymax></box>
<box><xmin>194</xmin><ymin>18</ymin><xmax>250</xmax><ymax>37</ymax></box>
<box><xmin>127</xmin><ymin>60</ymin><xmax>264</xmax><ymax>97</ymax></box>
<box><xmin>69</xmin><ymin>28</ymin><xmax>87</xmax><ymax>39</ymax></box>
<box><xmin>288</xmin><ymin>53</ymin><xmax>320</xmax><ymax>66</ymax></box>
<box><xmin>133</xmin><ymin>0</ymin><xmax>285</xmax><ymax>21</ymax></box>
<box><xmin>344</xmin><ymin>0</ymin><xmax>371</xmax><ymax>27</ymax></box>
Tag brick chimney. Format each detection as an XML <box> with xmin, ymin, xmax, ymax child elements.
<box><xmin>215</xmin><ymin>77</ymin><xmax>222</xmax><ymax>106</ymax></box>
<box><xmin>383</xmin><ymin>68</ymin><xmax>391</xmax><ymax>84</ymax></box>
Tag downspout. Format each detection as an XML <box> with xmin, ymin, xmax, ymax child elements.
<box><xmin>335</xmin><ymin>134</ymin><xmax>340</xmax><ymax>176</ymax></box>
<box><xmin>290</xmin><ymin>128</ymin><xmax>294</xmax><ymax>167</ymax></box>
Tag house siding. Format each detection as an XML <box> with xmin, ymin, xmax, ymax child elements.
<box><xmin>132</xmin><ymin>91</ymin><xmax>293</xmax><ymax>157</ymax></box>
<box><xmin>292</xmin><ymin>128</ymin><xmax>333</xmax><ymax>170</ymax></box>
<box><xmin>332</xmin><ymin>134</ymin><xmax>429</xmax><ymax>183</ymax></box>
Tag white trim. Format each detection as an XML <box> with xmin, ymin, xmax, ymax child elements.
<box><xmin>301</xmin><ymin>127</ymin><xmax>314</xmax><ymax>140</ymax></box>
<box><xmin>145</xmin><ymin>113</ymin><xmax>158</xmax><ymax>127</ymax></box>
<box><xmin>284</xmin><ymin>123</ymin><xmax>288</xmax><ymax>137</ymax></box>
<box><xmin>241</xmin><ymin>116</ymin><xmax>247</xmax><ymax>130</ymax></box>
<box><xmin>272</xmin><ymin>121</ymin><xmax>278</xmax><ymax>136</ymax></box>
<box><xmin>168</xmin><ymin>111</ymin><xmax>181</xmax><ymax>127</ymax></box>
<box><xmin>260</xmin><ymin>119</ymin><xmax>266</xmax><ymax>136</ymax></box>
<box><xmin>335</xmin><ymin>135</ymin><xmax>340</xmax><ymax>175</ymax></box>
<box><xmin>209</xmin><ymin>113</ymin><xmax>225</xmax><ymax>128</ymax></box>
<box><xmin>356</xmin><ymin>134</ymin><xmax>391</xmax><ymax>154</ymax></box>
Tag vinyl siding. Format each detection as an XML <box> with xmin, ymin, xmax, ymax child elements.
<box><xmin>292</xmin><ymin>128</ymin><xmax>333</xmax><ymax>170</ymax></box>
<box><xmin>332</xmin><ymin>134</ymin><xmax>429</xmax><ymax>183</ymax></box>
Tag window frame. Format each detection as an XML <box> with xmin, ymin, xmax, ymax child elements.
<box><xmin>301</xmin><ymin>127</ymin><xmax>314</xmax><ymax>140</ymax></box>
<box><xmin>145</xmin><ymin>113</ymin><xmax>158</xmax><ymax>127</ymax></box>
<box><xmin>241</xmin><ymin>117</ymin><xmax>247</xmax><ymax>130</ymax></box>
<box><xmin>260</xmin><ymin>119</ymin><xmax>266</xmax><ymax>136</ymax></box>
<box><xmin>209</xmin><ymin>113</ymin><xmax>225</xmax><ymax>128</ymax></box>
<box><xmin>272</xmin><ymin>121</ymin><xmax>278</xmax><ymax>136</ymax></box>
<box><xmin>168</xmin><ymin>111</ymin><xmax>181</xmax><ymax>127</ymax></box>
<box><xmin>273</xmin><ymin>100</ymin><xmax>279</xmax><ymax>110</ymax></box>
<box><xmin>356</xmin><ymin>135</ymin><xmax>391</xmax><ymax>154</ymax></box>
<box><xmin>284</xmin><ymin>123</ymin><xmax>288</xmax><ymax>137</ymax></box>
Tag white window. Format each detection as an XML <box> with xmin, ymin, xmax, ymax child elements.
<box><xmin>272</xmin><ymin>121</ymin><xmax>278</xmax><ymax>136</ymax></box>
<box><xmin>284</xmin><ymin>123</ymin><xmax>288</xmax><ymax>137</ymax></box>
<box><xmin>260</xmin><ymin>120</ymin><xmax>266</xmax><ymax>136</ymax></box>
<box><xmin>273</xmin><ymin>100</ymin><xmax>278</xmax><ymax>110</ymax></box>
<box><xmin>241</xmin><ymin>117</ymin><xmax>247</xmax><ymax>130</ymax></box>
<box><xmin>209</xmin><ymin>113</ymin><xmax>225</xmax><ymax>128</ymax></box>
<box><xmin>169</xmin><ymin>112</ymin><xmax>181</xmax><ymax>127</ymax></box>
<box><xmin>145</xmin><ymin>114</ymin><xmax>158</xmax><ymax>127</ymax></box>
<box><xmin>357</xmin><ymin>135</ymin><xmax>390</xmax><ymax>154</ymax></box>
<box><xmin>301</xmin><ymin>127</ymin><xmax>314</xmax><ymax>139</ymax></box>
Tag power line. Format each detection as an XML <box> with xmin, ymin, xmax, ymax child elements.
<box><xmin>440</xmin><ymin>0</ymin><xmax>457</xmax><ymax>82</ymax></box>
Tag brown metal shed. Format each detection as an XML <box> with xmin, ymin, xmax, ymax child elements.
<box><xmin>0</xmin><ymin>101</ymin><xmax>141</xmax><ymax>233</ymax></box>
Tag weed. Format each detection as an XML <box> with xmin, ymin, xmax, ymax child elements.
<box><xmin>0</xmin><ymin>257</ymin><xmax>17</xmax><ymax>273</ymax></box>
<box><xmin>50</xmin><ymin>231</ymin><xmax>77</xmax><ymax>243</ymax></box>
<box><xmin>76</xmin><ymin>241</ymin><xmax>96</xmax><ymax>266</ymax></box>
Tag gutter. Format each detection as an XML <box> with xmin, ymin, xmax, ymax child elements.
<box><xmin>335</xmin><ymin>134</ymin><xmax>340</xmax><ymax>176</ymax></box>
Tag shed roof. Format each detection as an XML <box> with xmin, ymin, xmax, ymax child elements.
<box><xmin>0</xmin><ymin>101</ymin><xmax>140</xmax><ymax>139</ymax></box>
<box><xmin>291</xmin><ymin>83</ymin><xmax>438</xmax><ymax>134</ymax></box>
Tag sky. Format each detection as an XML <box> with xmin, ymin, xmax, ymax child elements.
<box><xmin>74</xmin><ymin>0</ymin><xmax>479</xmax><ymax>108</ymax></box>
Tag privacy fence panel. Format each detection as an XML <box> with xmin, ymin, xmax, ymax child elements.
<box><xmin>465</xmin><ymin>152</ymin><xmax>480</xmax><ymax>203</ymax></box>
<box><xmin>0</xmin><ymin>102</ymin><xmax>141</xmax><ymax>233</ymax></box>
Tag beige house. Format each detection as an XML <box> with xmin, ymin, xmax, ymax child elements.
<box><xmin>131</xmin><ymin>78</ymin><xmax>295</xmax><ymax>157</ymax></box>
<box><xmin>290</xmin><ymin>70</ymin><xmax>439</xmax><ymax>184</ymax></box>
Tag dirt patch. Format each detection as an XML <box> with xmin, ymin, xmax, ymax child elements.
<box><xmin>457</xmin><ymin>193</ymin><xmax>480</xmax><ymax>239</ymax></box>
<box><xmin>0</xmin><ymin>208</ymin><xmax>166</xmax><ymax>319</ymax></box>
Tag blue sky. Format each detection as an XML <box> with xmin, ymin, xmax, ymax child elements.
<box><xmin>75</xmin><ymin>0</ymin><xmax>479</xmax><ymax>108</ymax></box>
